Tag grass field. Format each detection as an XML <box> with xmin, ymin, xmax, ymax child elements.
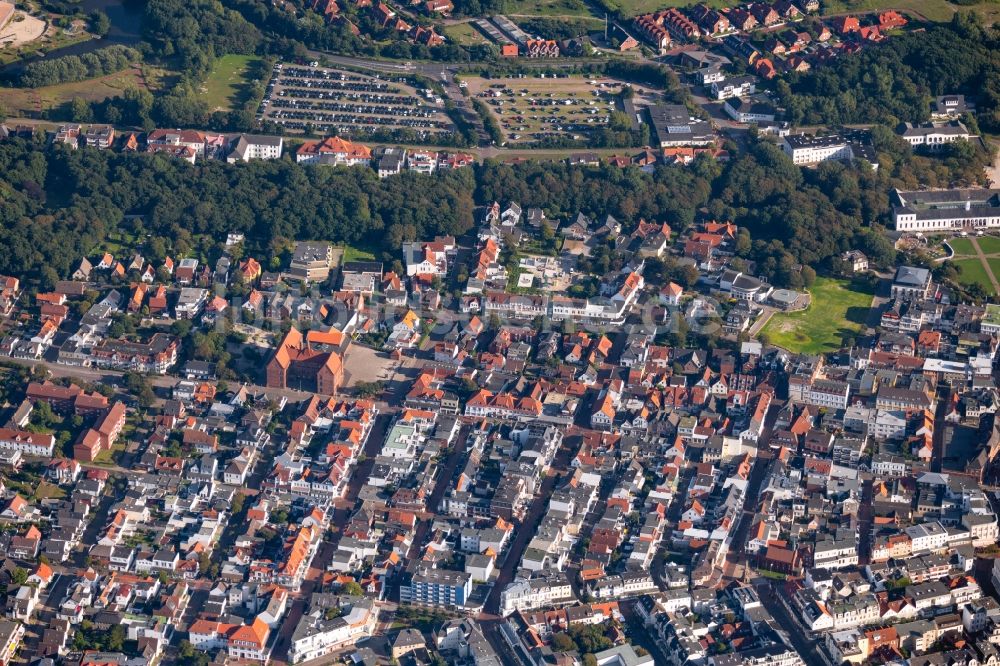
<box><xmin>761</xmin><ymin>277</ymin><xmax>874</xmax><ymax>354</ymax></box>
<box><xmin>504</xmin><ymin>0</ymin><xmax>597</xmax><ymax>17</ymax></box>
<box><xmin>820</xmin><ymin>0</ymin><xmax>1000</xmax><ymax>22</ymax></box>
<box><xmin>946</xmin><ymin>235</ymin><xmax>1000</xmax><ymax>294</ymax></box>
<box><xmin>342</xmin><ymin>245</ymin><xmax>377</xmax><ymax>263</ymax></box>
<box><xmin>978</xmin><ymin>236</ymin><xmax>1000</xmax><ymax>255</ymax></box>
<box><xmin>613</xmin><ymin>0</ymin><xmax>739</xmax><ymax>14</ymax></box>
<box><xmin>946</xmin><ymin>237</ymin><xmax>975</xmax><ymax>256</ymax></box>
<box><xmin>201</xmin><ymin>54</ymin><xmax>264</xmax><ymax>112</ymax></box>
<box><xmin>952</xmin><ymin>258</ymin><xmax>996</xmax><ymax>294</ymax></box>
<box><xmin>987</xmin><ymin>259</ymin><xmax>1000</xmax><ymax>289</ymax></box>
<box><xmin>2</xmin><ymin>65</ymin><xmax>163</xmax><ymax>118</ymax></box>
<box><xmin>444</xmin><ymin>22</ymin><xmax>492</xmax><ymax>45</ymax></box>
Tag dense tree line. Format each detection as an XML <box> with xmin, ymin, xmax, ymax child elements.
<box><xmin>16</xmin><ymin>46</ymin><xmax>141</xmax><ymax>88</ymax></box>
<box><xmin>776</xmin><ymin>13</ymin><xmax>1000</xmax><ymax>133</ymax></box>
<box><xmin>0</xmin><ymin>138</ymin><xmax>475</xmax><ymax>287</ymax></box>
<box><xmin>476</xmin><ymin>157</ymin><xmax>718</xmax><ymax>228</ymax></box>
<box><xmin>141</xmin><ymin>0</ymin><xmax>262</xmax><ymax>81</ymax></box>
<box><xmin>218</xmin><ymin>0</ymin><xmax>493</xmax><ymax>62</ymax></box>
<box><xmin>0</xmin><ymin>125</ymin><xmax>988</xmax><ymax>289</ymax></box>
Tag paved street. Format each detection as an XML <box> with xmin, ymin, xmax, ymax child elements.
<box><xmin>756</xmin><ymin>581</ymin><xmax>833</xmax><ymax>666</ymax></box>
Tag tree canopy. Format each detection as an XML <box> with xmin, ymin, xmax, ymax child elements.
<box><xmin>777</xmin><ymin>13</ymin><xmax>1000</xmax><ymax>133</ymax></box>
<box><xmin>0</xmin><ymin>128</ymin><xmax>988</xmax><ymax>289</ymax></box>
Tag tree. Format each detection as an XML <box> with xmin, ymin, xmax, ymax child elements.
<box><xmin>342</xmin><ymin>581</ymin><xmax>363</xmax><ymax>596</ymax></box>
<box><xmin>11</xmin><ymin>568</ymin><xmax>27</xmax><ymax>586</ymax></box>
<box><xmin>125</xmin><ymin>372</ymin><xmax>155</xmax><ymax>408</ymax></box>
<box><xmin>70</xmin><ymin>98</ymin><xmax>94</xmax><ymax>123</ymax></box>
<box><xmin>552</xmin><ymin>633</ymin><xmax>577</xmax><ymax>652</ymax></box>
<box><xmin>569</xmin><ymin>624</ymin><xmax>613</xmax><ymax>653</ymax></box>
<box><xmin>231</xmin><ymin>492</ymin><xmax>246</xmax><ymax>515</ymax></box>
<box><xmin>199</xmin><ymin>552</ymin><xmax>212</xmax><ymax>576</ymax></box>
<box><xmin>89</xmin><ymin>11</ymin><xmax>111</xmax><ymax>36</ymax></box>
<box><xmin>107</xmin><ymin>625</ymin><xmax>126</xmax><ymax>651</ymax></box>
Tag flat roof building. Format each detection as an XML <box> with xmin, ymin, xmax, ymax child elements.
<box><xmin>647</xmin><ymin>104</ymin><xmax>715</xmax><ymax>147</ymax></box>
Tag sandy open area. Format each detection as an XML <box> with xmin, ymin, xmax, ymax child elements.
<box><xmin>0</xmin><ymin>11</ymin><xmax>47</xmax><ymax>46</ymax></box>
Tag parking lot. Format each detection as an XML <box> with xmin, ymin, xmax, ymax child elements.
<box><xmin>258</xmin><ymin>63</ymin><xmax>455</xmax><ymax>139</ymax></box>
<box><xmin>464</xmin><ymin>74</ymin><xmax>646</xmax><ymax>145</ymax></box>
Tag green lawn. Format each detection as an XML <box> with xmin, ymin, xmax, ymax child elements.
<box><xmin>978</xmin><ymin>236</ymin><xmax>1000</xmax><ymax>255</ymax></box>
<box><xmin>1</xmin><ymin>65</ymin><xmax>167</xmax><ymax>119</ymax></box>
<box><xmin>946</xmin><ymin>237</ymin><xmax>975</xmax><ymax>256</ymax></box>
<box><xmin>504</xmin><ymin>0</ymin><xmax>597</xmax><ymax>17</ymax></box>
<box><xmin>952</xmin><ymin>258</ymin><xmax>996</xmax><ymax>294</ymax></box>
<box><xmin>987</xmin><ymin>259</ymin><xmax>1000</xmax><ymax>289</ymax></box>
<box><xmin>201</xmin><ymin>54</ymin><xmax>264</xmax><ymax>112</ymax></box>
<box><xmin>615</xmin><ymin>0</ymin><xmax>739</xmax><ymax>13</ymax></box>
<box><xmin>761</xmin><ymin>277</ymin><xmax>874</xmax><ymax>354</ymax></box>
<box><xmin>342</xmin><ymin>245</ymin><xmax>377</xmax><ymax>263</ymax></box>
<box><xmin>819</xmin><ymin>0</ymin><xmax>1000</xmax><ymax>23</ymax></box>
<box><xmin>445</xmin><ymin>22</ymin><xmax>492</xmax><ymax>45</ymax></box>
<box><xmin>34</xmin><ymin>481</ymin><xmax>67</xmax><ymax>500</ymax></box>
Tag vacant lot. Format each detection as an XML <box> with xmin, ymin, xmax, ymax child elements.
<box><xmin>761</xmin><ymin>277</ymin><xmax>874</xmax><ymax>354</ymax></box>
<box><xmin>2</xmin><ymin>65</ymin><xmax>163</xmax><ymax>118</ymax></box>
<box><xmin>201</xmin><ymin>54</ymin><xmax>264</xmax><ymax>112</ymax></box>
<box><xmin>0</xmin><ymin>14</ymin><xmax>89</xmax><ymax>65</ymax></box>
<box><xmin>343</xmin><ymin>344</ymin><xmax>398</xmax><ymax>386</ymax></box>
<box><xmin>0</xmin><ymin>11</ymin><xmax>46</xmax><ymax>47</ymax></box>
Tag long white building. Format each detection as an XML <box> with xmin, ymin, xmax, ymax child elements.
<box><xmin>781</xmin><ymin>131</ymin><xmax>877</xmax><ymax>168</ymax></box>
<box><xmin>0</xmin><ymin>428</ymin><xmax>55</xmax><ymax>457</ymax></box>
<box><xmin>499</xmin><ymin>573</ymin><xmax>574</xmax><ymax>614</ymax></box>
<box><xmin>899</xmin><ymin>121</ymin><xmax>972</xmax><ymax>151</ymax></box>
<box><xmin>892</xmin><ymin>188</ymin><xmax>1000</xmax><ymax>232</ymax></box>
<box><xmin>288</xmin><ymin>600</ymin><xmax>378</xmax><ymax>664</ymax></box>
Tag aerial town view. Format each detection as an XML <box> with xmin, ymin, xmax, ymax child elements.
<box><xmin>0</xmin><ymin>0</ymin><xmax>999</xmax><ymax>662</ymax></box>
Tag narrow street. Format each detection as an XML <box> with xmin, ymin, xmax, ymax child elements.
<box><xmin>389</xmin><ymin>424</ymin><xmax>471</xmax><ymax>601</ymax></box>
<box><xmin>723</xmin><ymin>449</ymin><xmax>774</xmax><ymax>578</ymax></box>
<box><xmin>483</xmin><ymin>436</ymin><xmax>578</xmax><ymax>615</ymax></box>
<box><xmin>756</xmin><ymin>581</ymin><xmax>832</xmax><ymax>666</ymax></box>
<box><xmin>621</xmin><ymin>599</ymin><xmax>673</xmax><ymax>666</ymax></box>
<box><xmin>856</xmin><ymin>477</ymin><xmax>873</xmax><ymax>565</ymax></box>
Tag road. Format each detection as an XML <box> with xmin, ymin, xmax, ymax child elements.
<box><xmin>389</xmin><ymin>424</ymin><xmax>470</xmax><ymax>601</ymax></box>
<box><xmin>475</xmin><ymin>435</ymin><xmax>582</xmax><ymax>662</ymax></box>
<box><xmin>756</xmin><ymin>581</ymin><xmax>832</xmax><ymax>666</ymax></box>
<box><xmin>7</xmin><ymin>351</ymin><xmax>320</xmax><ymax>406</ymax></box>
<box><xmin>863</xmin><ymin>271</ymin><xmax>892</xmax><ymax>331</ymax></box>
<box><xmin>270</xmin><ymin>410</ymin><xmax>393</xmax><ymax>664</ymax></box>
<box><xmin>856</xmin><ymin>477</ymin><xmax>873</xmax><ymax>565</ymax></box>
<box><xmin>719</xmin><ymin>397</ymin><xmax>784</xmax><ymax>582</ymax></box>
<box><xmin>482</xmin><ymin>433</ymin><xmax>578</xmax><ymax>616</ymax></box>
<box><xmin>931</xmin><ymin>384</ymin><xmax>953</xmax><ymax>474</ymax></box>
<box><xmin>723</xmin><ymin>449</ymin><xmax>774</xmax><ymax>581</ymax></box>
<box><xmin>621</xmin><ymin>599</ymin><xmax>673</xmax><ymax>666</ymax></box>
